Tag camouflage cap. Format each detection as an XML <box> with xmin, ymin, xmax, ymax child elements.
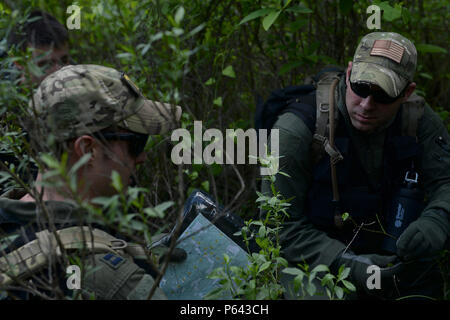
<box><xmin>29</xmin><ymin>64</ymin><xmax>182</xmax><ymax>141</ymax></box>
<box><xmin>351</xmin><ymin>32</ymin><xmax>417</xmax><ymax>98</ymax></box>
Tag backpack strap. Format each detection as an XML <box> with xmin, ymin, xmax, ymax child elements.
<box><xmin>0</xmin><ymin>226</ymin><xmax>149</xmax><ymax>286</ymax></box>
<box><xmin>400</xmin><ymin>93</ymin><xmax>425</xmax><ymax>141</ymax></box>
<box><xmin>311</xmin><ymin>72</ymin><xmax>344</xmax><ymax>164</ymax></box>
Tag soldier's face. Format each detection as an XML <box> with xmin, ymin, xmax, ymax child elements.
<box><xmin>345</xmin><ymin>62</ymin><xmax>411</xmax><ymax>133</ymax></box>
<box><xmin>80</xmin><ymin>132</ymin><xmax>146</xmax><ymax>198</ymax></box>
<box><xmin>87</xmin><ymin>134</ymin><xmax>147</xmax><ymax>198</ymax></box>
<box><xmin>17</xmin><ymin>44</ymin><xmax>70</xmax><ymax>84</ymax></box>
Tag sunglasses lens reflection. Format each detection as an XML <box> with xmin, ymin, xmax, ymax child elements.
<box><xmin>350</xmin><ymin>82</ymin><xmax>398</xmax><ymax>104</ymax></box>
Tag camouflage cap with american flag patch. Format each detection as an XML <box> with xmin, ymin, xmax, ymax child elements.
<box><xmin>350</xmin><ymin>32</ymin><xmax>417</xmax><ymax>98</ymax></box>
<box><xmin>29</xmin><ymin>64</ymin><xmax>182</xmax><ymax>142</ymax></box>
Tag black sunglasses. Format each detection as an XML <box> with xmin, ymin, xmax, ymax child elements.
<box><xmin>93</xmin><ymin>132</ymin><xmax>149</xmax><ymax>157</ymax></box>
<box><xmin>350</xmin><ymin>81</ymin><xmax>408</xmax><ymax>104</ymax></box>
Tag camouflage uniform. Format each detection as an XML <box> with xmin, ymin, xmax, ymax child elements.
<box><xmin>0</xmin><ymin>64</ymin><xmax>182</xmax><ymax>299</ymax></box>
<box><xmin>262</xmin><ymin>32</ymin><xmax>450</xmax><ymax>299</ymax></box>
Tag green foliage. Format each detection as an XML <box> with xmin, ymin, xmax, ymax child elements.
<box><xmin>283</xmin><ymin>263</ymin><xmax>355</xmax><ymax>300</ymax></box>
<box><xmin>206</xmin><ymin>158</ymin><xmax>355</xmax><ymax>300</ymax></box>
<box><xmin>0</xmin><ymin>0</ymin><xmax>448</xmax><ymax>299</ymax></box>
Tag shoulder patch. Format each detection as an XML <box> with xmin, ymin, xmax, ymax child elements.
<box><xmin>100</xmin><ymin>253</ymin><xmax>126</xmax><ymax>270</ymax></box>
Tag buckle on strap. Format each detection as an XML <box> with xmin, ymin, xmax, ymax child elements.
<box><xmin>313</xmin><ymin>134</ymin><xmax>343</xmax><ymax>165</ymax></box>
<box><xmin>405</xmin><ymin>171</ymin><xmax>418</xmax><ymax>184</ymax></box>
<box><xmin>319</xmin><ymin>103</ymin><xmax>329</xmax><ymax>113</ymax></box>
<box><xmin>110</xmin><ymin>239</ymin><xmax>127</xmax><ymax>250</ymax></box>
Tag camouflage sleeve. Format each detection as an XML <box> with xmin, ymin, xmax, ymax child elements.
<box><xmin>418</xmin><ymin>104</ymin><xmax>450</xmax><ymax>220</ymax></box>
<box><xmin>261</xmin><ymin>113</ymin><xmax>346</xmax><ymax>268</ymax></box>
<box><xmin>81</xmin><ymin>253</ymin><xmax>167</xmax><ymax>300</ymax></box>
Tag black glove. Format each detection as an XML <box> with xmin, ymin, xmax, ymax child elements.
<box><xmin>149</xmin><ymin>233</ymin><xmax>187</xmax><ymax>264</ymax></box>
<box><xmin>333</xmin><ymin>251</ymin><xmax>403</xmax><ymax>298</ymax></box>
<box><xmin>396</xmin><ymin>210</ymin><xmax>450</xmax><ymax>261</ymax></box>
<box><xmin>151</xmin><ymin>245</ymin><xmax>187</xmax><ymax>264</ymax></box>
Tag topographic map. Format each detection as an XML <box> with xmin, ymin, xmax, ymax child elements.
<box><xmin>159</xmin><ymin>213</ymin><xmax>250</xmax><ymax>299</ymax></box>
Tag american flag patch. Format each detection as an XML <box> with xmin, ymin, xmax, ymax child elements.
<box><xmin>370</xmin><ymin>40</ymin><xmax>405</xmax><ymax>63</ymax></box>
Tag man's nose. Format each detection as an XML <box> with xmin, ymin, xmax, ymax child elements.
<box><xmin>360</xmin><ymin>95</ymin><xmax>376</xmax><ymax>110</ymax></box>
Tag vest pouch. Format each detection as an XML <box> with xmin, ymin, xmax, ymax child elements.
<box><xmin>340</xmin><ymin>187</ymin><xmax>382</xmax><ymax>222</ymax></box>
<box><xmin>306</xmin><ymin>186</ymin><xmax>381</xmax><ymax>232</ymax></box>
<box><xmin>335</xmin><ymin>187</ymin><xmax>384</xmax><ymax>251</ymax></box>
<box><xmin>382</xmin><ymin>186</ymin><xmax>425</xmax><ymax>254</ymax></box>
<box><xmin>306</xmin><ymin>187</ymin><xmax>335</xmax><ymax>228</ymax></box>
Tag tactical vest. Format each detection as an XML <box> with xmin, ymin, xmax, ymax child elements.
<box><xmin>0</xmin><ymin>208</ymin><xmax>159</xmax><ymax>289</ymax></box>
<box><xmin>288</xmin><ymin>76</ymin><xmax>426</xmax><ymax>253</ymax></box>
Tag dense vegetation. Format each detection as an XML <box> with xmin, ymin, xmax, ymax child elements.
<box><xmin>0</xmin><ymin>0</ymin><xmax>448</xmax><ymax>299</ymax></box>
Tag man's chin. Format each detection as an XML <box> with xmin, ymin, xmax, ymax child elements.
<box><xmin>351</xmin><ymin>119</ymin><xmax>377</xmax><ymax>134</ymax></box>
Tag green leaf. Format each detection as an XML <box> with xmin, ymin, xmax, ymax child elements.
<box><xmin>401</xmin><ymin>6</ymin><xmax>411</xmax><ymax>24</ymax></box>
<box><xmin>111</xmin><ymin>171</ymin><xmax>123</xmax><ymax>192</ymax></box>
<box><xmin>321</xmin><ymin>273</ymin><xmax>335</xmax><ymax>287</ymax></box>
<box><xmin>26</xmin><ymin>61</ymin><xmax>44</xmax><ymax>78</ymax></box>
<box><xmin>185</xmin><ymin>23</ymin><xmax>205</xmax><ymax>39</ymax></box>
<box><xmin>338</xmin><ymin>266</ymin><xmax>351</xmax><ymax>280</ymax></box>
<box><xmin>68</xmin><ymin>153</ymin><xmax>91</xmax><ymax>177</ymax></box>
<box><xmin>282</xmin><ymin>0</ymin><xmax>293</xmax><ymax>9</ymax></box>
<box><xmin>205</xmin><ymin>77</ymin><xmax>216</xmax><ymax>85</ymax></box>
<box><xmin>378</xmin><ymin>2</ymin><xmax>402</xmax><ymax>21</ymax></box>
<box><xmin>239</xmin><ymin>8</ymin><xmax>274</xmax><ymax>25</ymax></box>
<box><xmin>213</xmin><ymin>97</ymin><xmax>223</xmax><ymax>107</ymax></box>
<box><xmin>115</xmin><ymin>52</ymin><xmax>133</xmax><ymax>60</ymax></box>
<box><xmin>144</xmin><ymin>201</ymin><xmax>173</xmax><ymax>219</ymax></box>
<box><xmin>312</xmin><ymin>264</ymin><xmax>330</xmax><ymax>273</ymax></box>
<box><xmin>334</xmin><ymin>285</ymin><xmax>344</xmax><ymax>299</ymax></box>
<box><xmin>416</xmin><ymin>44</ymin><xmax>447</xmax><ymax>54</ymax></box>
<box><xmin>293</xmin><ymin>274</ymin><xmax>305</xmax><ymax>291</ymax></box>
<box><xmin>174</xmin><ymin>6</ymin><xmax>185</xmax><ymax>24</ymax></box>
<box><xmin>154</xmin><ymin>201</ymin><xmax>174</xmax><ymax>213</ymax></box>
<box><xmin>40</xmin><ymin>153</ymin><xmax>61</xmax><ymax>170</ymax></box>
<box><xmin>258</xmin><ymin>261</ymin><xmax>271</xmax><ymax>273</ymax></box>
<box><xmin>276</xmin><ymin>257</ymin><xmax>289</xmax><ymax>267</ymax></box>
<box><xmin>282</xmin><ymin>267</ymin><xmax>304</xmax><ymax>276</ymax></box>
<box><xmin>201</xmin><ymin>180</ymin><xmax>210</xmax><ymax>192</ymax></box>
<box><xmin>91</xmin><ymin>195</ymin><xmax>119</xmax><ymax>208</ymax></box>
<box><xmin>262</xmin><ymin>10</ymin><xmax>281</xmax><ymax>31</ymax></box>
<box><xmin>258</xmin><ymin>225</ymin><xmax>266</xmax><ymax>238</ymax></box>
<box><xmin>341</xmin><ymin>212</ymin><xmax>349</xmax><ymax>221</ymax></box>
<box><xmin>342</xmin><ymin>280</ymin><xmax>356</xmax><ymax>292</ymax></box>
<box><xmin>419</xmin><ymin>73</ymin><xmax>433</xmax><ymax>80</ymax></box>
<box><xmin>222</xmin><ymin>65</ymin><xmax>236</xmax><ymax>78</ymax></box>
<box><xmin>306</xmin><ymin>282</ymin><xmax>316</xmax><ymax>296</ymax></box>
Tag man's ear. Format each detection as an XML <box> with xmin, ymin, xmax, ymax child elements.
<box><xmin>73</xmin><ymin>135</ymin><xmax>96</xmax><ymax>159</ymax></box>
<box><xmin>402</xmin><ymin>82</ymin><xmax>416</xmax><ymax>101</ymax></box>
<box><xmin>346</xmin><ymin>61</ymin><xmax>353</xmax><ymax>82</ymax></box>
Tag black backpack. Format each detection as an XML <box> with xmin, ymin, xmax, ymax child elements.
<box><xmin>255</xmin><ymin>66</ymin><xmax>345</xmax><ymax>164</ymax></box>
